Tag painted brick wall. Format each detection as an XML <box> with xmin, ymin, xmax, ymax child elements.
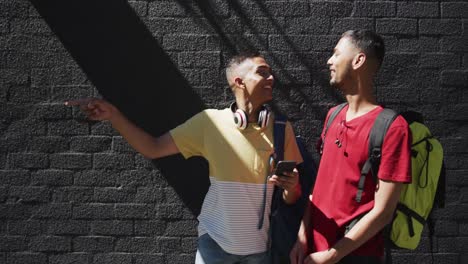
<box><xmin>1</xmin><ymin>0</ymin><xmax>467</xmax><ymax>263</ymax></box>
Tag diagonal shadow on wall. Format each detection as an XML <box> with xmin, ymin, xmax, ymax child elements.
<box><xmin>29</xmin><ymin>0</ymin><xmax>210</xmax><ymax>216</ymax></box>
<box><xmin>250</xmin><ymin>0</ymin><xmax>343</xmax><ymax>103</ymax></box>
<box><xmin>176</xmin><ymin>0</ymin><xmax>341</xmax><ymax>120</ymax></box>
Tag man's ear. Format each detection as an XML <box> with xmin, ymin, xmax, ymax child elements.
<box><xmin>352</xmin><ymin>53</ymin><xmax>366</xmax><ymax>70</ymax></box>
<box><xmin>234</xmin><ymin>77</ymin><xmax>245</xmax><ymax>89</ymax></box>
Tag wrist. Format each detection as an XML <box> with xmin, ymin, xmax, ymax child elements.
<box><xmin>287</xmin><ymin>182</ymin><xmax>301</xmax><ymax>196</ymax></box>
<box><xmin>326</xmin><ymin>247</ymin><xmax>340</xmax><ymax>263</ymax></box>
<box><xmin>108</xmin><ymin>109</ymin><xmax>124</xmax><ymax>124</ymax></box>
<box><xmin>283</xmin><ymin>183</ymin><xmax>301</xmax><ymax>204</ymax></box>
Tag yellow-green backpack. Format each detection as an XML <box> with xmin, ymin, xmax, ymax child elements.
<box><xmin>360</xmin><ymin>110</ymin><xmax>445</xmax><ymax>250</ymax></box>
<box><xmin>389</xmin><ymin>118</ymin><xmax>444</xmax><ymax>249</ymax></box>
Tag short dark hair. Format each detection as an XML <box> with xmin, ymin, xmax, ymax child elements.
<box><xmin>225</xmin><ymin>50</ymin><xmax>261</xmax><ymax>86</ymax></box>
<box><xmin>226</xmin><ymin>50</ymin><xmax>261</xmax><ymax>71</ymax></box>
<box><xmin>341</xmin><ymin>30</ymin><xmax>385</xmax><ymax>68</ymax></box>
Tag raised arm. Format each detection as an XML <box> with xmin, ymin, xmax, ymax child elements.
<box><xmin>65</xmin><ymin>98</ymin><xmax>180</xmax><ymax>159</ymax></box>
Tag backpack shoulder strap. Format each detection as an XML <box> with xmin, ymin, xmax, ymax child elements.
<box><xmin>320</xmin><ymin>103</ymin><xmax>347</xmax><ymax>154</ymax></box>
<box><xmin>260</xmin><ymin>113</ymin><xmax>287</xmax><ymax>230</ymax></box>
<box><xmin>324</xmin><ymin>103</ymin><xmax>347</xmax><ymax>137</ymax></box>
<box><xmin>356</xmin><ymin>108</ymin><xmax>398</xmax><ymax>203</ymax></box>
<box><xmin>274</xmin><ymin>114</ymin><xmax>287</xmax><ymax>162</ymax></box>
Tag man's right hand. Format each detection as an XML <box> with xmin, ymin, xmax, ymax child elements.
<box><xmin>65</xmin><ymin>97</ymin><xmax>179</xmax><ymax>159</ymax></box>
<box><xmin>65</xmin><ymin>98</ymin><xmax>119</xmax><ymax>121</ymax></box>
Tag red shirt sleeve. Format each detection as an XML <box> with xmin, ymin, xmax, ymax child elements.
<box><xmin>378</xmin><ymin>115</ymin><xmax>412</xmax><ymax>183</ymax></box>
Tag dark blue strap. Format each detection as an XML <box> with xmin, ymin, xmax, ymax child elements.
<box><xmin>258</xmin><ymin>114</ymin><xmax>287</xmax><ymax>230</ymax></box>
<box><xmin>274</xmin><ymin>114</ymin><xmax>287</xmax><ymax>162</ymax></box>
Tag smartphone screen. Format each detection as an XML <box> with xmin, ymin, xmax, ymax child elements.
<box><xmin>274</xmin><ymin>160</ymin><xmax>296</xmax><ymax>177</ymax></box>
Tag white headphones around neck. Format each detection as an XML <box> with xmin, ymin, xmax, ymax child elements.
<box><xmin>230</xmin><ymin>102</ymin><xmax>271</xmax><ymax>130</ymax></box>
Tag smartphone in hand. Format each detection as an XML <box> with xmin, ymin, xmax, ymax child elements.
<box><xmin>273</xmin><ymin>160</ymin><xmax>296</xmax><ymax>177</ymax></box>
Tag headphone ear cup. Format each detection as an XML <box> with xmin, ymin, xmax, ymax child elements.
<box><xmin>234</xmin><ymin>109</ymin><xmax>248</xmax><ymax>130</ymax></box>
<box><xmin>258</xmin><ymin>107</ymin><xmax>270</xmax><ymax>128</ymax></box>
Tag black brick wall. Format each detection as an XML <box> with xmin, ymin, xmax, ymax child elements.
<box><xmin>1</xmin><ymin>0</ymin><xmax>467</xmax><ymax>263</ymax></box>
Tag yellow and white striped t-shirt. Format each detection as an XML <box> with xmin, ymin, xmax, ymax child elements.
<box><xmin>170</xmin><ymin>108</ymin><xmax>303</xmax><ymax>255</ymax></box>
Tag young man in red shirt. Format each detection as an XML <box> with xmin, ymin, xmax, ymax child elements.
<box><xmin>290</xmin><ymin>30</ymin><xmax>412</xmax><ymax>264</ymax></box>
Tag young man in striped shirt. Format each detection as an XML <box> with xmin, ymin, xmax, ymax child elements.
<box><xmin>66</xmin><ymin>51</ymin><xmax>303</xmax><ymax>263</ymax></box>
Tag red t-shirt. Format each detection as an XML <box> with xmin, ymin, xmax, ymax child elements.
<box><xmin>310</xmin><ymin>105</ymin><xmax>412</xmax><ymax>256</ymax></box>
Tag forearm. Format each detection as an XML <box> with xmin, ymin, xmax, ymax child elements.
<box><xmin>331</xmin><ymin>181</ymin><xmax>403</xmax><ymax>262</ymax></box>
<box><xmin>65</xmin><ymin>98</ymin><xmax>178</xmax><ymax>159</ymax></box>
<box><xmin>298</xmin><ymin>200</ymin><xmax>312</xmax><ymax>243</ymax></box>
<box><xmin>109</xmin><ymin>113</ymin><xmax>165</xmax><ymax>159</ymax></box>
<box><xmin>327</xmin><ymin>208</ymin><xmax>392</xmax><ymax>262</ymax></box>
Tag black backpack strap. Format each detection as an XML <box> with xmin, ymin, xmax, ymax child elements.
<box><xmin>272</xmin><ymin>114</ymin><xmax>287</xmax><ymax>207</ymax></box>
<box><xmin>396</xmin><ymin>203</ymin><xmax>426</xmax><ymax>237</ymax></box>
<box><xmin>259</xmin><ymin>114</ymin><xmax>287</xmax><ymax>230</ymax></box>
<box><xmin>356</xmin><ymin>108</ymin><xmax>398</xmax><ymax>203</ymax></box>
<box><xmin>274</xmin><ymin>114</ymin><xmax>287</xmax><ymax>162</ymax></box>
<box><xmin>320</xmin><ymin>103</ymin><xmax>347</xmax><ymax>154</ymax></box>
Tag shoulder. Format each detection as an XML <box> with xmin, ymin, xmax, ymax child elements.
<box><xmin>284</xmin><ymin>120</ymin><xmax>294</xmax><ymax>133</ymax></box>
<box><xmin>272</xmin><ymin>113</ymin><xmax>291</xmax><ymax>128</ymax></box>
<box><xmin>326</xmin><ymin>104</ymin><xmax>340</xmax><ymax>116</ymax></box>
<box><xmin>387</xmin><ymin>114</ymin><xmax>410</xmax><ymax>133</ymax></box>
<box><xmin>200</xmin><ymin>108</ymin><xmax>220</xmax><ymax>115</ymax></box>
<box><xmin>374</xmin><ymin>108</ymin><xmax>410</xmax><ymax>137</ymax></box>
<box><xmin>392</xmin><ymin>114</ymin><xmax>409</xmax><ymax>127</ymax></box>
<box><xmin>189</xmin><ymin>108</ymin><xmax>227</xmax><ymax>121</ymax></box>
<box><xmin>382</xmin><ymin>113</ymin><xmax>411</xmax><ymax>145</ymax></box>
<box><xmin>325</xmin><ymin>103</ymin><xmax>348</xmax><ymax>121</ymax></box>
<box><xmin>205</xmin><ymin>108</ymin><xmax>232</xmax><ymax>117</ymax></box>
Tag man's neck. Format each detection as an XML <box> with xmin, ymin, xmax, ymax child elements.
<box><xmin>236</xmin><ymin>99</ymin><xmax>261</xmax><ymax>123</ymax></box>
<box><xmin>343</xmin><ymin>78</ymin><xmax>378</xmax><ymax>121</ymax></box>
<box><xmin>345</xmin><ymin>96</ymin><xmax>378</xmax><ymax>120</ymax></box>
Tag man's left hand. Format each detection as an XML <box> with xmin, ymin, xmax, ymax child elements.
<box><xmin>268</xmin><ymin>168</ymin><xmax>299</xmax><ymax>192</ymax></box>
